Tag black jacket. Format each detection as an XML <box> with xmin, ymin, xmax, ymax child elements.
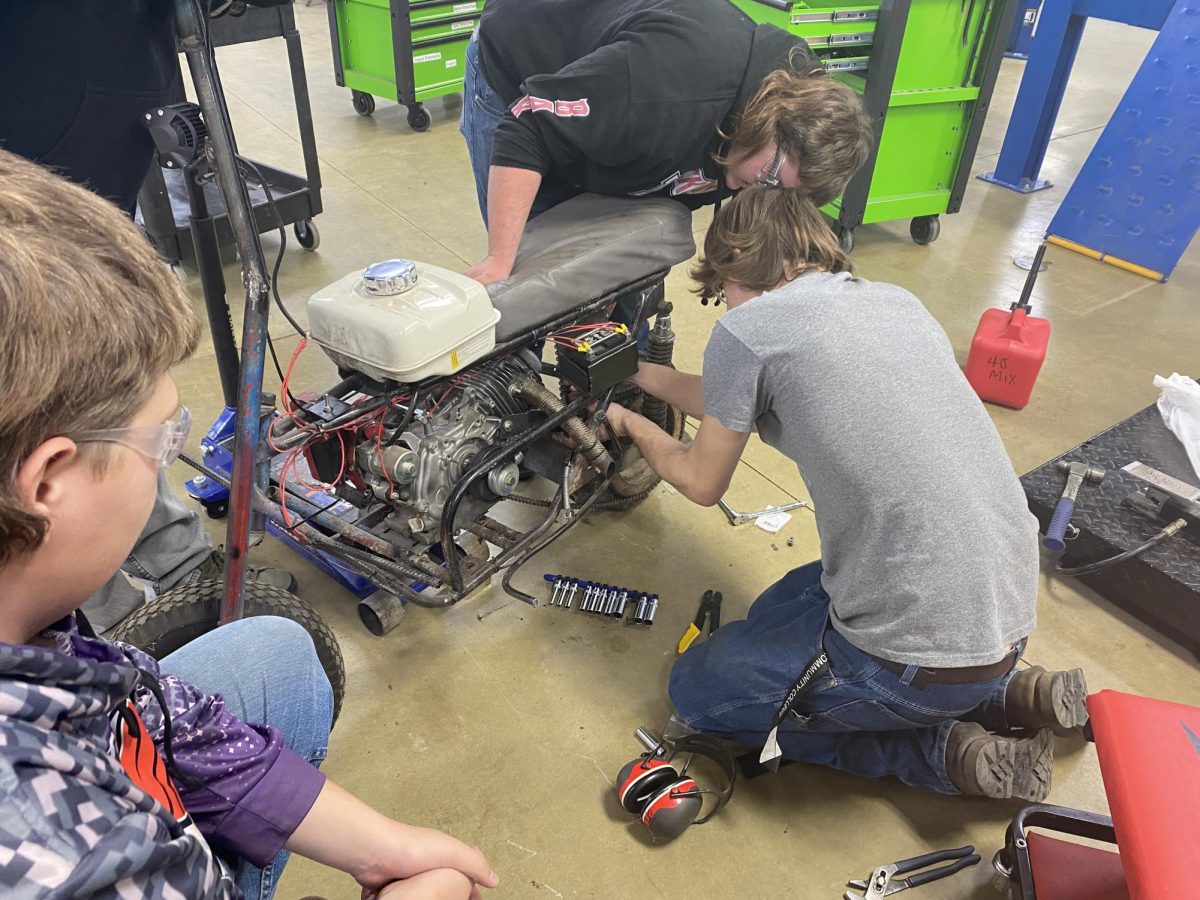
<box><xmin>478</xmin><ymin>0</ymin><xmax>816</xmax><ymax>208</ymax></box>
<box><xmin>0</xmin><ymin>1</ymin><xmax>288</xmax><ymax>214</ymax></box>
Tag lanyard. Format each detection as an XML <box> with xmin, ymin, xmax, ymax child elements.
<box><xmin>759</xmin><ymin>650</ymin><xmax>830</xmax><ymax>770</ymax></box>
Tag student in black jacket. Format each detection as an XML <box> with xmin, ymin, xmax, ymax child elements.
<box><xmin>460</xmin><ymin>0</ymin><xmax>873</xmax><ymax>285</ymax></box>
<box><xmin>0</xmin><ymin>0</ymin><xmax>298</xmax><ymax>632</ymax></box>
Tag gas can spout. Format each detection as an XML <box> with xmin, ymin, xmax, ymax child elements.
<box><xmin>1002</xmin><ymin>307</ymin><xmax>1030</xmax><ymax>340</ymax></box>
<box><xmin>1010</xmin><ymin>242</ymin><xmax>1048</xmax><ymax>313</ymax></box>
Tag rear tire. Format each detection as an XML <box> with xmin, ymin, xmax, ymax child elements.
<box><xmin>110</xmin><ymin>580</ymin><xmax>346</xmax><ymax>724</ymax></box>
<box><xmin>601</xmin><ymin>403</ymin><xmax>686</xmax><ymax>507</ymax></box>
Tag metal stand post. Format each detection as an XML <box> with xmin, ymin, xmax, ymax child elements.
<box><xmin>173</xmin><ymin>0</ymin><xmax>274</xmax><ymax>623</ymax></box>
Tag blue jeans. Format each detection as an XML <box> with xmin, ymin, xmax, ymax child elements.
<box><xmin>668</xmin><ymin>562</ymin><xmax>1019</xmax><ymax>795</ymax></box>
<box><xmin>83</xmin><ymin>471</ymin><xmax>213</xmax><ymax>634</ymax></box>
<box><xmin>161</xmin><ymin>616</ymin><xmax>334</xmax><ymax>900</ymax></box>
<box><xmin>460</xmin><ymin>33</ymin><xmax>579</xmax><ymax>225</ymax></box>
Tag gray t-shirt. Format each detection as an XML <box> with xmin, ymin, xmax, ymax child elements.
<box><xmin>704</xmin><ymin>271</ymin><xmax>1038</xmax><ymax>667</ymax></box>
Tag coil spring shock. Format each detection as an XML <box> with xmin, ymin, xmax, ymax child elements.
<box><xmin>641</xmin><ymin>304</ymin><xmax>675</xmax><ymax>429</ymax></box>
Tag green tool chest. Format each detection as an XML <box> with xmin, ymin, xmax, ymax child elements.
<box><xmin>732</xmin><ymin>0</ymin><xmax>1018</xmax><ymax>249</ymax></box>
<box><xmin>327</xmin><ymin>0</ymin><xmax>484</xmax><ymax>131</ymax></box>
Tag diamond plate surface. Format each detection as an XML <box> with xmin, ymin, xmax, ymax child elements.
<box><xmin>1022</xmin><ymin>403</ymin><xmax>1200</xmax><ymax>652</ymax></box>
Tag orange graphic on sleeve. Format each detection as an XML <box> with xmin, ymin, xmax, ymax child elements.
<box><xmin>112</xmin><ymin>700</ymin><xmax>188</xmax><ymax>821</ymax></box>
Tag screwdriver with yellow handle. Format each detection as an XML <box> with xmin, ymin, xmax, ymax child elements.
<box><xmin>676</xmin><ymin>590</ymin><xmax>722</xmax><ymax>655</ymax></box>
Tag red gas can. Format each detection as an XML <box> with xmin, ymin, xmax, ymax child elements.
<box><xmin>964</xmin><ymin>307</ymin><xmax>1051</xmax><ymax>408</ymax></box>
<box><xmin>965</xmin><ymin>242</ymin><xmax>1052</xmax><ymax>409</ymax></box>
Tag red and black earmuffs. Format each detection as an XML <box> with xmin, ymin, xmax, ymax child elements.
<box><xmin>614</xmin><ymin>733</ymin><xmax>737</xmax><ymax>841</ymax></box>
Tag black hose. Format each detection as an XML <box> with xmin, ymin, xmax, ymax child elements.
<box><xmin>1055</xmin><ymin>518</ymin><xmax>1187</xmax><ymax>577</ymax></box>
<box><xmin>384</xmin><ymin>389</ymin><xmax>421</xmax><ymax>448</ymax></box>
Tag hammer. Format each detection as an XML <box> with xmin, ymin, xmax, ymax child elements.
<box><xmin>1043</xmin><ymin>460</ymin><xmax>1105</xmax><ymax>551</ymax></box>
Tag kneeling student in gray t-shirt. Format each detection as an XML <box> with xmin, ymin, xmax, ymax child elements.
<box><xmin>605</xmin><ymin>187</ymin><xmax>1087</xmax><ymax>801</ymax></box>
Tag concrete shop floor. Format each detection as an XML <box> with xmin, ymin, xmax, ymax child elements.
<box><xmin>161</xmin><ymin>9</ymin><xmax>1200</xmax><ymax>899</ymax></box>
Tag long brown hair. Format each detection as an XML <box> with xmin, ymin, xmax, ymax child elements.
<box><xmin>719</xmin><ymin>50</ymin><xmax>873</xmax><ymax>206</ymax></box>
<box><xmin>691</xmin><ymin>186</ymin><xmax>851</xmax><ymax>297</ymax></box>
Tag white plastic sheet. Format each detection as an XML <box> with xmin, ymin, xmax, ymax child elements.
<box><xmin>1154</xmin><ymin>373</ymin><xmax>1200</xmax><ymax>481</ymax></box>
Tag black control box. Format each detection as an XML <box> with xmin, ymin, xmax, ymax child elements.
<box><xmin>555</xmin><ymin>325</ymin><xmax>638</xmax><ymax>395</ymax></box>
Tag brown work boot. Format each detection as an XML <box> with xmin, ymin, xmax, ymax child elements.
<box><xmin>1005</xmin><ymin>666</ymin><xmax>1089</xmax><ymax>735</ymax></box>
<box><xmin>945</xmin><ymin>722</ymin><xmax>1053</xmax><ymax>802</ymax></box>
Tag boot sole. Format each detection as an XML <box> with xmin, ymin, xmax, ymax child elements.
<box><xmin>1047</xmin><ymin>668</ymin><xmax>1089</xmax><ymax>733</ymax></box>
<box><xmin>974</xmin><ymin>728</ymin><xmax>1054</xmax><ymax>802</ymax></box>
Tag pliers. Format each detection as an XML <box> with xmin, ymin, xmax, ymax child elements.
<box><xmin>845</xmin><ymin>845</ymin><xmax>981</xmax><ymax>899</ymax></box>
<box><xmin>675</xmin><ymin>590</ymin><xmax>721</xmax><ymax>655</ymax></box>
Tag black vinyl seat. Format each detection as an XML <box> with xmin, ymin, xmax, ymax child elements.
<box><xmin>487</xmin><ymin>193</ymin><xmax>696</xmax><ymax>343</ymax></box>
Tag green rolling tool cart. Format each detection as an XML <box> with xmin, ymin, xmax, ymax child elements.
<box><xmin>732</xmin><ymin>0</ymin><xmax>1018</xmax><ymax>250</ymax></box>
<box><xmin>327</xmin><ymin>0</ymin><xmax>484</xmax><ymax>131</ymax></box>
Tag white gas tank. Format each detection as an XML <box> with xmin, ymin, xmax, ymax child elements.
<box><xmin>307</xmin><ymin>259</ymin><xmax>501</xmax><ymax>383</ymax></box>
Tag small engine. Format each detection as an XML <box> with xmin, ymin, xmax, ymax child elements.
<box><xmin>350</xmin><ymin>354</ymin><xmax>541</xmax><ymax>538</ymax></box>
<box><xmin>300</xmin><ymin>260</ymin><xmax>632</xmax><ymax>545</ymax></box>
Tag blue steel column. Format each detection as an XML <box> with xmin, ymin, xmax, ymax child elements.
<box><xmin>981</xmin><ymin>0</ymin><xmax>1178</xmax><ymax>193</ymax></box>
<box><xmin>980</xmin><ymin>0</ymin><xmax>1086</xmax><ymax>192</ymax></box>
<box><xmin>1004</xmin><ymin>0</ymin><xmax>1042</xmax><ymax>59</ymax></box>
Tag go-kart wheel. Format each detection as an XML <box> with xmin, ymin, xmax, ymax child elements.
<box><xmin>351</xmin><ymin>90</ymin><xmax>375</xmax><ymax>117</ymax></box>
<box><xmin>596</xmin><ymin>402</ymin><xmax>687</xmax><ymax>508</ymax></box>
<box><xmin>109</xmin><ymin>580</ymin><xmax>346</xmax><ymax>725</ymax></box>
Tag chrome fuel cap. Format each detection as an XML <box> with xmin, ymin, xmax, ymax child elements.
<box><xmin>362</xmin><ymin>259</ymin><xmax>418</xmax><ymax>296</ymax></box>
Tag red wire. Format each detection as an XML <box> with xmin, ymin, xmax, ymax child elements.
<box><xmin>281</xmin><ymin>337</ymin><xmax>308</xmax><ymax>416</ymax></box>
<box><xmin>373</xmin><ymin>406</ymin><xmax>396</xmax><ymax>498</ymax></box>
<box><xmin>428</xmin><ymin>385</ymin><xmax>454</xmax><ymax>412</ymax></box>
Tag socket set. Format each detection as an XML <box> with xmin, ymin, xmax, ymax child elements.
<box><xmin>542</xmin><ymin>574</ymin><xmax>658</xmax><ymax>625</ymax></box>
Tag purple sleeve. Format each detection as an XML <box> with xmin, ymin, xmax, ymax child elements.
<box><xmin>138</xmin><ymin>674</ymin><xmax>326</xmax><ymax>868</ymax></box>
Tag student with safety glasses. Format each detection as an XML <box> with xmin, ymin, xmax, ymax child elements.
<box><xmin>460</xmin><ymin>0</ymin><xmax>874</xmax><ymax>287</ymax></box>
<box><xmin>0</xmin><ymin>150</ymin><xmax>498</xmax><ymax>900</ymax></box>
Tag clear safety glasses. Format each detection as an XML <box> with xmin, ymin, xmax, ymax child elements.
<box><xmin>755</xmin><ymin>146</ymin><xmax>786</xmax><ymax>188</ymax></box>
<box><xmin>70</xmin><ymin>406</ymin><xmax>192</xmax><ymax>467</ymax></box>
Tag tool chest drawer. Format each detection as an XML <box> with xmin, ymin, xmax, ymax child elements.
<box><xmin>789</xmin><ymin>2</ymin><xmax>880</xmax><ymax>26</ymax></box>
<box><xmin>409</xmin><ymin>0</ymin><xmax>483</xmax><ymax>23</ymax></box>
<box><xmin>410</xmin><ymin>15</ymin><xmax>478</xmax><ymax>43</ymax></box>
<box><xmin>410</xmin><ymin>35</ymin><xmax>471</xmax><ymax>96</ymax></box>
<box><xmin>732</xmin><ymin>0</ymin><xmax>878</xmax><ymax>51</ymax></box>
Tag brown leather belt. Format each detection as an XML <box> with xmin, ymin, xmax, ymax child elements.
<box><xmin>871</xmin><ymin>646</ymin><xmax>1020</xmax><ymax>690</ymax></box>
